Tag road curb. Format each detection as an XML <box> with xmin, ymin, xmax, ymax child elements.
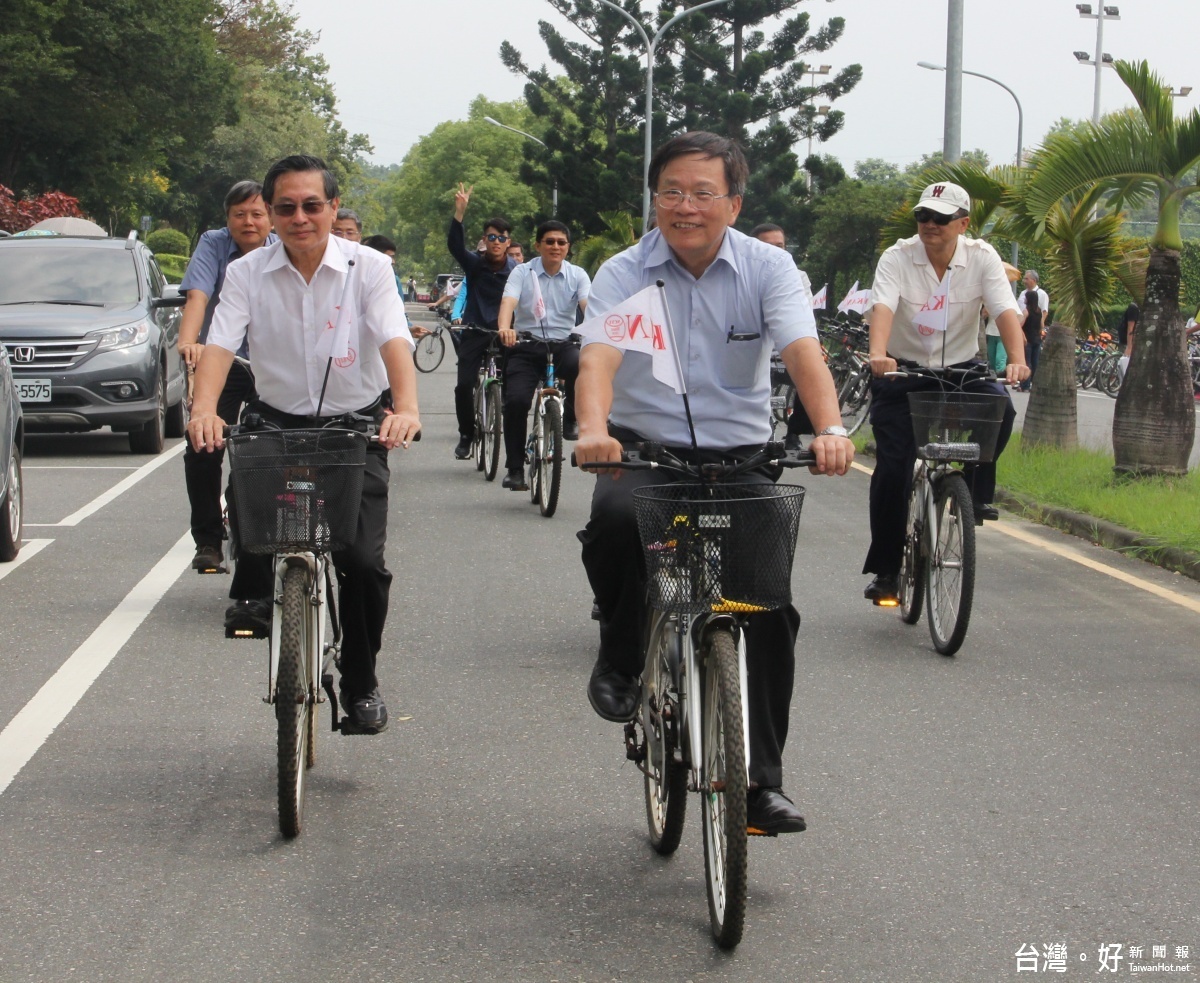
<box><xmin>860</xmin><ymin>443</ymin><xmax>1200</xmax><ymax>582</ymax></box>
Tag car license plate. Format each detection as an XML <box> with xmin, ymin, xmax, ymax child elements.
<box><xmin>16</xmin><ymin>379</ymin><xmax>52</xmax><ymax>402</ymax></box>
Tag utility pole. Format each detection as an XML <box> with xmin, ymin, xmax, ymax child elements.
<box><xmin>943</xmin><ymin>0</ymin><xmax>964</xmax><ymax>163</ymax></box>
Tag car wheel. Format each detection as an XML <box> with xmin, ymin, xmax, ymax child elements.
<box><xmin>0</xmin><ymin>443</ymin><xmax>22</xmax><ymax>562</ymax></box>
<box><xmin>129</xmin><ymin>363</ymin><xmax>167</xmax><ymax>454</ymax></box>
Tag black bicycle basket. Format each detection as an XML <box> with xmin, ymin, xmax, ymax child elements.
<box><xmin>226</xmin><ymin>428</ymin><xmax>367</xmax><ymax>554</ymax></box>
<box><xmin>633</xmin><ymin>483</ymin><xmax>806</xmax><ymax>614</ymax></box>
<box><xmin>907</xmin><ymin>391</ymin><xmax>1008</xmax><ymax>463</ymax></box>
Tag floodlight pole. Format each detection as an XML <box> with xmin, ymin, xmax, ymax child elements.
<box><xmin>943</xmin><ymin>0</ymin><xmax>964</xmax><ymax>162</ymax></box>
<box><xmin>483</xmin><ymin>117</ymin><xmax>557</xmax><ymax>217</ymax></box>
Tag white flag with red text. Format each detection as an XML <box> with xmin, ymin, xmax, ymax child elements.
<box><xmin>837</xmin><ymin>281</ymin><xmax>871</xmax><ymax>314</ymax></box>
<box><xmin>315</xmin><ymin>262</ymin><xmax>359</xmax><ymax>360</ymax></box>
<box><xmin>811</xmin><ymin>283</ymin><xmax>827</xmax><ymax>310</ymax></box>
<box><xmin>530</xmin><ymin>266</ymin><xmax>547</xmax><ymax>322</ymax></box>
<box><xmin>578</xmin><ymin>284</ymin><xmax>682</xmax><ymax>393</ymax></box>
<box><xmin>910</xmin><ymin>270</ymin><xmax>951</xmax><ymax>357</ymax></box>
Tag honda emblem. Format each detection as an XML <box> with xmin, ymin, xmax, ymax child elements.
<box><xmin>13</xmin><ymin>346</ymin><xmax>35</xmax><ymax>364</ymax></box>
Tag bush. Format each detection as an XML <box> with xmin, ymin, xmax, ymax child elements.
<box><xmin>155</xmin><ymin>254</ymin><xmax>189</xmax><ymax>283</ymax></box>
<box><xmin>146</xmin><ymin>228</ymin><xmax>190</xmax><ymax>257</ymax></box>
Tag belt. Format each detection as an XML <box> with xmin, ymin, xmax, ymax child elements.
<box><xmin>244</xmin><ymin>397</ymin><xmax>382</xmax><ymax>430</ymax></box>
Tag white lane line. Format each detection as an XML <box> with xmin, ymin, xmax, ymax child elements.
<box><xmin>0</xmin><ymin>531</ymin><xmax>193</xmax><ymax>796</ymax></box>
<box><xmin>39</xmin><ymin>441</ymin><xmax>185</xmax><ymax>527</ymax></box>
<box><xmin>848</xmin><ymin>457</ymin><xmax>1200</xmax><ymax>612</ymax></box>
<box><xmin>0</xmin><ymin>539</ymin><xmax>54</xmax><ymax>582</ymax></box>
<box><xmin>25</xmin><ymin>466</ymin><xmax>140</xmax><ymax>470</ymax></box>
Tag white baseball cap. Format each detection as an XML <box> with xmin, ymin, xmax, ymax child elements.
<box><xmin>914</xmin><ymin>181</ymin><xmax>971</xmax><ymax>215</ymax></box>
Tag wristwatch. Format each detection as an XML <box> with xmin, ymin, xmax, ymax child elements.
<box><xmin>818</xmin><ymin>425</ymin><xmax>849</xmax><ymax>438</ymax></box>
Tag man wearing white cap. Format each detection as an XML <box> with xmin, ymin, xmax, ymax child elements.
<box><xmin>861</xmin><ymin>181</ymin><xmax>1030</xmax><ymax>605</ymax></box>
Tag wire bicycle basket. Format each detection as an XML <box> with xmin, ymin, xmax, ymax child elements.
<box><xmin>633</xmin><ymin>483</ymin><xmax>806</xmax><ymax>614</ymax></box>
<box><xmin>907</xmin><ymin>391</ymin><xmax>1008</xmax><ymax>463</ymax></box>
<box><xmin>227</xmin><ymin>428</ymin><xmax>367</xmax><ymax>555</ymax></box>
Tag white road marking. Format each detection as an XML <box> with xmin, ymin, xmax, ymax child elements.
<box><xmin>0</xmin><ymin>539</ymin><xmax>54</xmax><ymax>582</ymax></box>
<box><xmin>25</xmin><ymin>466</ymin><xmax>140</xmax><ymax>470</ymax></box>
<box><xmin>0</xmin><ymin>531</ymin><xmax>193</xmax><ymax>796</ymax></box>
<box><xmin>32</xmin><ymin>441</ymin><xmax>185</xmax><ymax>527</ymax></box>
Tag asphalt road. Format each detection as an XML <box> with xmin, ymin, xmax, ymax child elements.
<box><xmin>1</xmin><ymin>319</ymin><xmax>1197</xmax><ymax>982</ymax></box>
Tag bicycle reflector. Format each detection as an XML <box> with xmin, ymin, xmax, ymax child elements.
<box><xmin>920</xmin><ymin>442</ymin><xmax>980</xmax><ymax>462</ymax></box>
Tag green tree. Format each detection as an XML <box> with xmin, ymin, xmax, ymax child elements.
<box><xmin>803</xmin><ymin>177</ymin><xmax>905</xmax><ymax>305</ymax></box>
<box><xmin>1025</xmin><ymin>60</ymin><xmax>1200</xmax><ymax>475</ymax></box>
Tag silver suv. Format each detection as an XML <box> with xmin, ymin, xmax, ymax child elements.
<box><xmin>0</xmin><ymin>232</ymin><xmax>187</xmax><ymax>453</ymax></box>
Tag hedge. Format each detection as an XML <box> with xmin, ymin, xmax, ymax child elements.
<box><xmin>146</xmin><ymin>228</ymin><xmax>190</xmax><ymax>257</ymax></box>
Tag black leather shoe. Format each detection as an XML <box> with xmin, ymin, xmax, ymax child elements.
<box><xmin>501</xmin><ymin>468</ymin><xmax>528</xmax><ymax>491</ymax></box>
<box><xmin>783</xmin><ymin>433</ymin><xmax>802</xmax><ymax>451</ymax></box>
<box><xmin>863</xmin><ymin>574</ymin><xmax>899</xmax><ymax>605</ymax></box>
<box><xmin>341</xmin><ymin>686</ymin><xmax>388</xmax><ymax>733</ymax></box>
<box><xmin>453</xmin><ymin>436</ymin><xmax>472</xmax><ymax>460</ymax></box>
<box><xmin>747</xmin><ymin>787</ymin><xmax>807</xmax><ymax>835</ymax></box>
<box><xmin>563</xmin><ymin>421</ymin><xmax>580</xmax><ymax>441</ymax></box>
<box><xmin>224</xmin><ymin>598</ymin><xmax>271</xmax><ymax>639</ymax></box>
<box><xmin>587</xmin><ymin>660</ymin><xmax>640</xmax><ymax>722</ymax></box>
<box><xmin>192</xmin><ymin>544</ymin><xmax>226</xmax><ymax>574</ymax></box>
<box><xmin>975</xmin><ymin>503</ymin><xmax>999</xmax><ymax>525</ymax></box>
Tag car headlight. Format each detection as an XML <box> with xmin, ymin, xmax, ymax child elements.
<box><xmin>88</xmin><ymin>320</ymin><xmax>151</xmax><ymax>352</ymax></box>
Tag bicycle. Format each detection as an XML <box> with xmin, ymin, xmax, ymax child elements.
<box><xmin>578</xmin><ymin>439</ymin><xmax>813</xmax><ymax>949</ymax></box>
<box><xmin>518</xmin><ymin>330</ymin><xmax>576</xmax><ymax>518</ymax></box>
<box><xmin>886</xmin><ymin>364</ymin><xmax>1008</xmax><ymax>656</ymax></box>
<box><xmin>469</xmin><ymin>330</ymin><xmax>504</xmax><ymax>481</ymax></box>
<box><xmin>226</xmin><ymin>416</ymin><xmax>392</xmax><ymax>838</ymax></box>
<box><xmin>822</xmin><ymin>314</ymin><xmax>873</xmax><ymax>435</ymax></box>
<box><xmin>413</xmin><ymin>312</ymin><xmax>455</xmax><ymax>373</ymax></box>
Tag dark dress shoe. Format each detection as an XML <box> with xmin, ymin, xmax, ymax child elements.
<box><xmin>975</xmin><ymin>504</ymin><xmax>999</xmax><ymax>525</ymax></box>
<box><xmin>341</xmin><ymin>686</ymin><xmax>388</xmax><ymax>734</ymax></box>
<box><xmin>587</xmin><ymin>660</ymin><xmax>640</xmax><ymax>722</ymax></box>
<box><xmin>746</xmin><ymin>787</ymin><xmax>807</xmax><ymax>834</ymax></box>
<box><xmin>224</xmin><ymin>598</ymin><xmax>271</xmax><ymax>639</ymax></box>
<box><xmin>563</xmin><ymin>421</ymin><xmax>580</xmax><ymax>441</ymax></box>
<box><xmin>863</xmin><ymin>574</ymin><xmax>899</xmax><ymax>604</ymax></box>
<box><xmin>501</xmin><ymin>468</ymin><xmax>528</xmax><ymax>491</ymax></box>
<box><xmin>783</xmin><ymin>433</ymin><xmax>803</xmax><ymax>451</ymax></box>
<box><xmin>453</xmin><ymin>436</ymin><xmax>472</xmax><ymax>460</ymax></box>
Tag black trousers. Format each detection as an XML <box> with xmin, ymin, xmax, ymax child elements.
<box><xmin>183</xmin><ymin>360</ymin><xmax>256</xmax><ymax>548</ymax></box>
<box><xmin>862</xmin><ymin>364</ymin><xmax>1015</xmax><ymax>577</ymax></box>
<box><xmin>577</xmin><ymin>431</ymin><xmax>800</xmax><ymax>788</ymax></box>
<box><xmin>228</xmin><ymin>400</ymin><xmax>393</xmax><ymax>700</ymax></box>
<box><xmin>502</xmin><ymin>340</ymin><xmax>579</xmax><ymax>471</ymax></box>
<box><xmin>454</xmin><ymin>330</ymin><xmax>495</xmax><ymax>439</ymax></box>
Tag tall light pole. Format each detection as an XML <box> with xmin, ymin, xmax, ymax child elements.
<box><xmin>1075</xmin><ymin>3</ymin><xmax>1119</xmax><ymax>123</ymax></box>
<box><xmin>591</xmin><ymin>0</ymin><xmax>734</xmax><ymax>233</ymax></box>
<box><xmin>803</xmin><ymin>64</ymin><xmax>832</xmax><ymax>187</ymax></box>
<box><xmin>943</xmin><ymin>0</ymin><xmax>964</xmax><ymax>162</ymax></box>
<box><xmin>919</xmin><ymin>61</ymin><xmax>1023</xmax><ymax>269</ymax></box>
<box><xmin>483</xmin><ymin>116</ymin><xmax>557</xmax><ymax>217</ymax></box>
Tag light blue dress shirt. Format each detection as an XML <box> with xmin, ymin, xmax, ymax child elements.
<box><xmin>180</xmin><ymin>227</ymin><xmax>278</xmax><ymax>357</ymax></box>
<box><xmin>503</xmin><ymin>257</ymin><xmax>591</xmax><ymax>341</ymax></box>
<box><xmin>584</xmin><ymin>227</ymin><xmax>816</xmax><ymax>449</ymax></box>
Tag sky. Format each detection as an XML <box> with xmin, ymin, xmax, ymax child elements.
<box><xmin>288</xmin><ymin>0</ymin><xmax>1196</xmax><ymax>175</ymax></box>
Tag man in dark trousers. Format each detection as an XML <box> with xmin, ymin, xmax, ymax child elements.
<box><xmin>447</xmin><ymin>183</ymin><xmax>517</xmax><ymax>459</ymax></box>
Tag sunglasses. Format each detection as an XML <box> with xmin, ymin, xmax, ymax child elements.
<box><xmin>485</xmin><ymin>233</ymin><xmax>510</xmax><ymax>243</ymax></box>
<box><xmin>913</xmin><ymin>208</ymin><xmax>960</xmax><ymax>226</ymax></box>
<box><xmin>540</xmin><ymin>238</ymin><xmax>570</xmax><ymax>246</ymax></box>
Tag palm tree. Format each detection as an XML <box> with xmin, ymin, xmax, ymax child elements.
<box><xmin>1024</xmin><ymin>60</ymin><xmax>1200</xmax><ymax>475</ymax></box>
<box><xmin>574</xmin><ymin>210</ymin><xmax>639</xmax><ymax>277</ymax></box>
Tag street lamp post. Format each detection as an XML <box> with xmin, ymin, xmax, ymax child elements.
<box><xmin>919</xmin><ymin>61</ymin><xmax>1023</xmax><ymax>268</ymax></box>
<box><xmin>483</xmin><ymin>116</ymin><xmax>558</xmax><ymax>217</ymax></box>
<box><xmin>1075</xmin><ymin>3</ymin><xmax>1119</xmax><ymax>123</ymax></box>
<box><xmin>591</xmin><ymin>0</ymin><xmax>734</xmax><ymax>233</ymax></box>
<box><xmin>803</xmin><ymin>64</ymin><xmax>832</xmax><ymax>188</ymax></box>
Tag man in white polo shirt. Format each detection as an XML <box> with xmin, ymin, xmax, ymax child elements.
<box><xmin>861</xmin><ymin>181</ymin><xmax>1029</xmax><ymax>605</ymax></box>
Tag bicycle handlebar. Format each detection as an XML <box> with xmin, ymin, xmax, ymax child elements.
<box><xmin>571</xmin><ymin>440</ymin><xmax>816</xmax><ymax>480</ymax></box>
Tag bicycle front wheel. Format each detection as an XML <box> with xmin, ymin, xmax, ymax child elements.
<box><xmin>899</xmin><ymin>468</ymin><xmax>925</xmax><ymax>625</ymax></box>
<box><xmin>277</xmin><ymin>565</ymin><xmax>312</xmax><ymax>838</ymax></box>
<box><xmin>642</xmin><ymin>613</ymin><xmax>687</xmax><ymax>855</ymax></box>
<box><xmin>538</xmin><ymin>399</ymin><xmax>563</xmax><ymax>517</ymax></box>
<box><xmin>840</xmin><ymin>367</ymin><xmax>872</xmax><ymax>436</ymax></box>
<box><xmin>700</xmin><ymin>628</ymin><xmax>748</xmax><ymax>950</ymax></box>
<box><xmin>926</xmin><ymin>473</ymin><xmax>976</xmax><ymax>656</ymax></box>
<box><xmin>413</xmin><ymin>330</ymin><xmax>446</xmax><ymax>373</ymax></box>
<box><xmin>473</xmin><ymin>382</ymin><xmax>486</xmax><ymax>471</ymax></box>
<box><xmin>483</xmin><ymin>383</ymin><xmax>501</xmax><ymax>481</ymax></box>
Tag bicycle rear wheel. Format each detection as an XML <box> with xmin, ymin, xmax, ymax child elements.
<box><xmin>483</xmin><ymin>383</ymin><xmax>501</xmax><ymax>481</ymax></box>
<box><xmin>700</xmin><ymin>628</ymin><xmax>748</xmax><ymax>950</ymax></box>
<box><xmin>538</xmin><ymin>399</ymin><xmax>563</xmax><ymax>517</ymax></box>
<box><xmin>413</xmin><ymin>330</ymin><xmax>446</xmax><ymax>373</ymax></box>
<box><xmin>642</xmin><ymin>613</ymin><xmax>687</xmax><ymax>855</ymax></box>
<box><xmin>839</xmin><ymin>366</ymin><xmax>872</xmax><ymax>435</ymax></box>
<box><xmin>277</xmin><ymin>565</ymin><xmax>312</xmax><ymax>838</ymax></box>
<box><xmin>926</xmin><ymin>472</ymin><xmax>975</xmax><ymax>656</ymax></box>
<box><xmin>899</xmin><ymin>470</ymin><xmax>925</xmax><ymax>625</ymax></box>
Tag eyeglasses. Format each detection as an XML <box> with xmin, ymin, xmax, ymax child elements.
<box><xmin>654</xmin><ymin>190</ymin><xmax>731</xmax><ymax>211</ymax></box>
<box><xmin>540</xmin><ymin>238</ymin><xmax>570</xmax><ymax>247</ymax></box>
<box><xmin>913</xmin><ymin>208</ymin><xmax>960</xmax><ymax>226</ymax></box>
<box><xmin>270</xmin><ymin>199</ymin><xmax>331</xmax><ymax>217</ymax></box>
<box><xmin>485</xmin><ymin>233</ymin><xmax>510</xmax><ymax>243</ymax></box>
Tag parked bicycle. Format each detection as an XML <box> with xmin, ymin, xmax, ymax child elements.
<box><xmin>578</xmin><ymin>439</ymin><xmax>814</xmax><ymax>949</ymax></box>
<box><xmin>517</xmin><ymin>330</ymin><xmax>575</xmax><ymax>518</ymax></box>
<box><xmin>821</xmin><ymin>312</ymin><xmax>873</xmax><ymax>435</ymax></box>
<box><xmin>886</xmin><ymin>364</ymin><xmax>1008</xmax><ymax>656</ymax></box>
<box><xmin>469</xmin><ymin>330</ymin><xmax>504</xmax><ymax>481</ymax></box>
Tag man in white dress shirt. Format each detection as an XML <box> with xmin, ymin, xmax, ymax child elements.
<box><xmin>187</xmin><ymin>154</ymin><xmax>420</xmax><ymax>733</ymax></box>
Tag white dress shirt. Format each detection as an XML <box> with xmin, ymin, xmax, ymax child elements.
<box><xmin>870</xmin><ymin>233</ymin><xmax>1019</xmax><ymax>366</ymax></box>
<box><xmin>207</xmin><ymin>236</ymin><xmax>413</xmax><ymax>415</ymax></box>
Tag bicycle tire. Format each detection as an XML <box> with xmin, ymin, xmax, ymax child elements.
<box><xmin>1100</xmin><ymin>355</ymin><xmax>1122</xmax><ymax>397</ymax></box>
<box><xmin>700</xmin><ymin>628</ymin><xmax>748</xmax><ymax>950</ymax></box>
<box><xmin>926</xmin><ymin>473</ymin><xmax>975</xmax><ymax>656</ymax></box>
<box><xmin>770</xmin><ymin>382</ymin><xmax>794</xmax><ymax>424</ymax></box>
<box><xmin>642</xmin><ymin>613</ymin><xmax>687</xmax><ymax>855</ymax></box>
<box><xmin>277</xmin><ymin>565</ymin><xmax>311</xmax><ymax>838</ymax></box>
<box><xmin>473</xmin><ymin>381</ymin><xmax>486</xmax><ymax>472</ymax></box>
<box><xmin>483</xmin><ymin>383</ymin><xmax>501</xmax><ymax>482</ymax></box>
<box><xmin>839</xmin><ymin>367</ymin><xmax>872</xmax><ymax>436</ymax></box>
<box><xmin>899</xmin><ymin>467</ymin><xmax>925</xmax><ymax>625</ymax></box>
<box><xmin>413</xmin><ymin>330</ymin><xmax>446</xmax><ymax>373</ymax></box>
<box><xmin>538</xmin><ymin>399</ymin><xmax>563</xmax><ymax>518</ymax></box>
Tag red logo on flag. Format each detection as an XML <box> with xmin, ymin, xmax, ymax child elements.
<box><xmin>334</xmin><ymin>347</ymin><xmax>356</xmax><ymax>369</ymax></box>
<box><xmin>604</xmin><ymin>314</ymin><xmax>665</xmax><ymax>350</ymax></box>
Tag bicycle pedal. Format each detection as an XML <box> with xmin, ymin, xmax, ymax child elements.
<box><xmin>747</xmin><ymin>825</ymin><xmax>778</xmax><ymax>838</ymax></box>
<box><xmin>337</xmin><ymin>716</ymin><xmax>386</xmax><ymax>736</ymax></box>
<box><xmin>224</xmin><ymin>624</ymin><xmax>269</xmax><ymax>640</ymax></box>
<box><xmin>195</xmin><ymin>563</ymin><xmax>227</xmax><ymax>575</ymax></box>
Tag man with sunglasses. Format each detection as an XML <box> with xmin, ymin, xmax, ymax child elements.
<box><xmin>448</xmin><ymin>184</ymin><xmax>518</xmax><ymax>460</ymax></box>
<box><xmin>861</xmin><ymin>181</ymin><xmax>1029</xmax><ymax>605</ymax></box>
<box><xmin>187</xmin><ymin>154</ymin><xmax>421</xmax><ymax>734</ymax></box>
<box><xmin>495</xmin><ymin>220</ymin><xmax>590</xmax><ymax>489</ymax></box>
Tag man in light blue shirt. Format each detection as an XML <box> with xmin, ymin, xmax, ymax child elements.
<box><xmin>574</xmin><ymin>132</ymin><xmax>854</xmax><ymax>835</ymax></box>
<box><xmin>496</xmin><ymin>220</ymin><xmax>590</xmax><ymax>489</ymax></box>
